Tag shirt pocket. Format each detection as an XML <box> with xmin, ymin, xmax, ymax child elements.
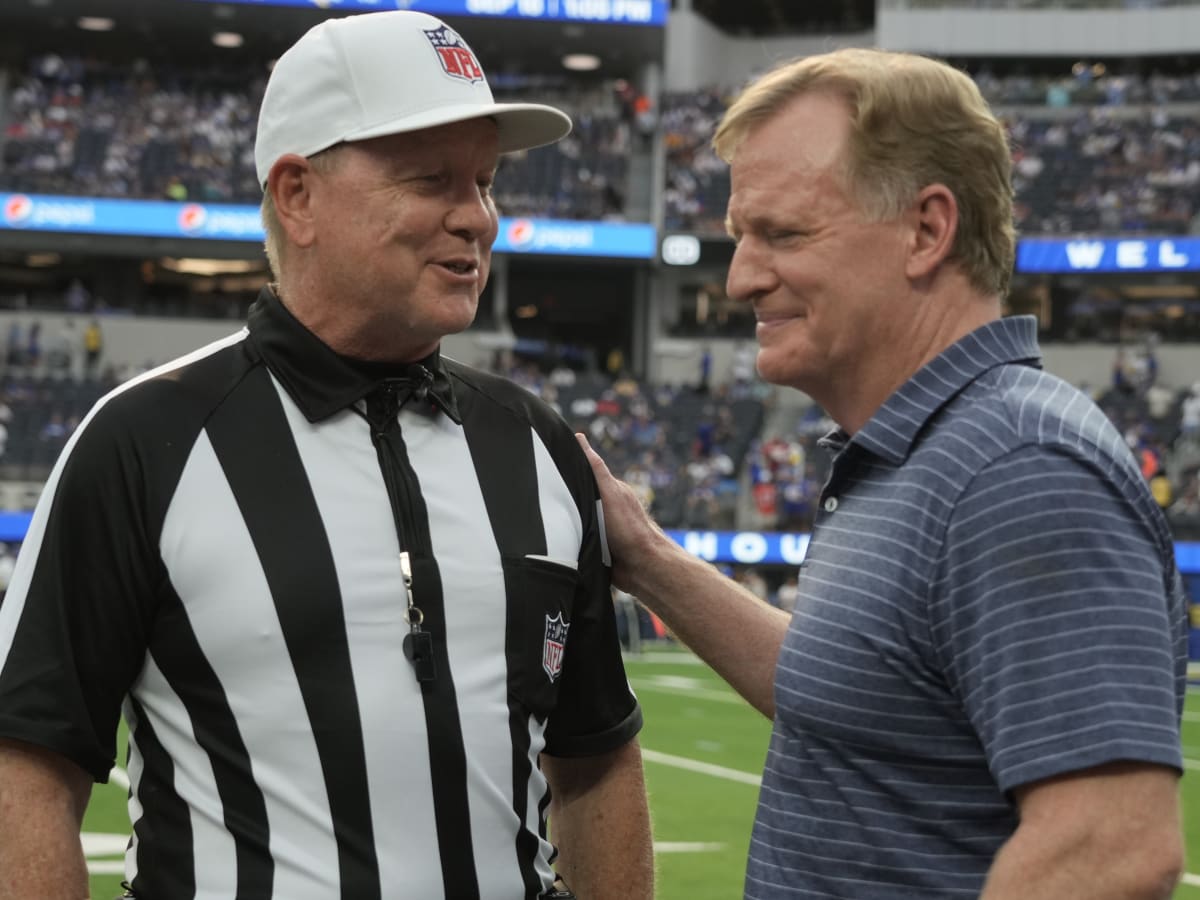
<box><xmin>502</xmin><ymin>553</ymin><xmax>579</xmax><ymax>720</ymax></box>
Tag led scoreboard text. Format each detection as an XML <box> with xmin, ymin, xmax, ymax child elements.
<box><xmin>185</xmin><ymin>0</ymin><xmax>668</xmax><ymax>25</ymax></box>
<box><xmin>1017</xmin><ymin>236</ymin><xmax>1200</xmax><ymax>273</ymax></box>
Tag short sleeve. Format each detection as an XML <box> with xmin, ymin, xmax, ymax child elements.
<box><xmin>0</xmin><ymin>399</ymin><xmax>163</xmax><ymax>781</ymax></box>
<box><xmin>542</xmin><ymin>462</ymin><xmax>641</xmax><ymax>757</ymax></box>
<box><xmin>932</xmin><ymin>445</ymin><xmax>1184</xmax><ymax>794</ymax></box>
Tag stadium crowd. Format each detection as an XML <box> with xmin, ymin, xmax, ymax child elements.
<box><xmin>6</xmin><ymin>53</ymin><xmax>1200</xmax><ymax>234</ymax></box>
<box><xmin>0</xmin><ymin>324</ymin><xmax>1196</xmax><ymax>542</ymax></box>
<box><xmin>663</xmin><ymin>68</ymin><xmax>1200</xmax><ymax>235</ymax></box>
<box><xmin>0</xmin><ymin>48</ymin><xmax>1198</xmax><ymax>553</ymax></box>
<box><xmin>0</xmin><ymin>53</ymin><xmax>632</xmax><ymax>222</ymax></box>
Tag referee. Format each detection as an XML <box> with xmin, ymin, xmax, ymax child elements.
<box><xmin>0</xmin><ymin>11</ymin><xmax>652</xmax><ymax>899</ymax></box>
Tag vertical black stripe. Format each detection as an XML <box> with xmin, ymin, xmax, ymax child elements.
<box><xmin>205</xmin><ymin>366</ymin><xmax>381</xmax><ymax>900</ymax></box>
<box><xmin>151</xmin><ymin>588</ymin><xmax>275</xmax><ymax>899</ymax></box>
<box><xmin>375</xmin><ymin>428</ymin><xmax>481</xmax><ymax>899</ymax></box>
<box><xmin>125</xmin><ymin>695</ymin><xmax>196</xmax><ymax>899</ymax></box>
<box><xmin>460</xmin><ymin>394</ymin><xmax>549</xmax><ymax>900</ymax></box>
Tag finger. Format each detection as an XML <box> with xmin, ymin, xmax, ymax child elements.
<box><xmin>575</xmin><ymin>432</ymin><xmax>607</xmax><ymax>474</ymax></box>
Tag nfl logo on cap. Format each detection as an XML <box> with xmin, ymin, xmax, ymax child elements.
<box><xmin>542</xmin><ymin>613</ymin><xmax>569</xmax><ymax>683</ymax></box>
<box><xmin>424</xmin><ymin>25</ymin><xmax>484</xmax><ymax>84</ymax></box>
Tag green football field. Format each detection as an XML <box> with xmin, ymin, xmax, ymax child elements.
<box><xmin>83</xmin><ymin>652</ymin><xmax>1200</xmax><ymax>899</ymax></box>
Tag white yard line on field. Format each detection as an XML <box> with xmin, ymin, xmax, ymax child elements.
<box><xmin>1180</xmin><ymin>872</ymin><xmax>1200</xmax><ymax>887</ymax></box>
<box><xmin>629</xmin><ymin>651</ymin><xmax>704</xmax><ymax>665</ymax></box>
<box><xmin>655</xmin><ymin>842</ymin><xmax>726</xmax><ymax>853</ymax></box>
<box><xmin>87</xmin><ymin>859</ymin><xmax>127</xmax><ymax>874</ymax></box>
<box><xmin>629</xmin><ymin>678</ymin><xmax>745</xmax><ymax>705</ymax></box>
<box><xmin>642</xmin><ymin>748</ymin><xmax>762</xmax><ymax>786</ymax></box>
<box><xmin>82</xmin><ymin>832</ymin><xmax>129</xmax><ymax>856</ymax></box>
<box><xmin>82</xmin><ymin>832</ymin><xmax>128</xmax><ymax>877</ymax></box>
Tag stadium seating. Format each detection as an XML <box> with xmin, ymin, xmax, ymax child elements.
<box><xmin>662</xmin><ymin>70</ymin><xmax>1200</xmax><ymax>236</ymax></box>
<box><xmin>8</xmin><ymin>53</ymin><xmax>1200</xmax><ymax>235</ymax></box>
<box><xmin>0</xmin><ymin>51</ymin><xmax>1198</xmax><ymax>536</ymax></box>
<box><xmin>5</xmin><ymin>344</ymin><xmax>1195</xmax><ymax>538</ymax></box>
<box><xmin>0</xmin><ymin>54</ymin><xmax>634</xmax><ymax>222</ymax></box>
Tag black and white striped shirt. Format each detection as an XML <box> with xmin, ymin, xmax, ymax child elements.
<box><xmin>0</xmin><ymin>288</ymin><xmax>641</xmax><ymax>899</ymax></box>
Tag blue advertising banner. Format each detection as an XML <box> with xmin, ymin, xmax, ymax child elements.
<box><xmin>187</xmin><ymin>0</ymin><xmax>668</xmax><ymax>26</ymax></box>
<box><xmin>0</xmin><ymin>513</ymin><xmax>1195</xmax><ymax>572</ymax></box>
<box><xmin>494</xmin><ymin>216</ymin><xmax>656</xmax><ymax>257</ymax></box>
<box><xmin>661</xmin><ymin>529</ymin><xmax>1200</xmax><ymax>574</ymax></box>
<box><xmin>663</xmin><ymin>529</ymin><xmax>812</xmax><ymax>566</ymax></box>
<box><xmin>1017</xmin><ymin>236</ymin><xmax>1200</xmax><ymax>273</ymax></box>
<box><xmin>0</xmin><ymin>193</ymin><xmax>657</xmax><ymax>260</ymax></box>
<box><xmin>0</xmin><ymin>193</ymin><xmax>265</xmax><ymax>241</ymax></box>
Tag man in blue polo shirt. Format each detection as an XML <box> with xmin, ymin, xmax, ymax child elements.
<box><xmin>580</xmin><ymin>48</ymin><xmax>1186</xmax><ymax>899</ymax></box>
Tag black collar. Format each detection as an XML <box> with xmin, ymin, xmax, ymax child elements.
<box><xmin>246</xmin><ymin>287</ymin><xmax>461</xmax><ymax>424</ymax></box>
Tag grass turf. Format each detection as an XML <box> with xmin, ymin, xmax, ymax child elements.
<box><xmin>85</xmin><ymin>651</ymin><xmax>1200</xmax><ymax>899</ymax></box>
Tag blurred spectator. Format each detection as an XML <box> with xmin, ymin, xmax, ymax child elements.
<box><xmin>64</xmin><ymin>279</ymin><xmax>90</xmax><ymax>313</ymax></box>
<box><xmin>731</xmin><ymin>342</ymin><xmax>756</xmax><ymax>388</ymax></box>
<box><xmin>1181</xmin><ymin>382</ymin><xmax>1200</xmax><ymax>439</ymax></box>
<box><xmin>4</xmin><ymin>323</ymin><xmax>21</xmax><ymax>370</ymax></box>
<box><xmin>83</xmin><ymin>319</ymin><xmax>103</xmax><ymax>378</ymax></box>
<box><xmin>24</xmin><ymin>322</ymin><xmax>40</xmax><ymax>372</ymax></box>
<box><xmin>774</xmin><ymin>573</ymin><xmax>799</xmax><ymax>613</ymax></box>
<box><xmin>1170</xmin><ymin>468</ymin><xmax>1200</xmax><ymax>538</ymax></box>
<box><xmin>0</xmin><ymin>543</ymin><xmax>15</xmax><ymax>600</ymax></box>
<box><xmin>45</xmin><ymin>320</ymin><xmax>76</xmax><ymax>376</ymax></box>
<box><xmin>1150</xmin><ymin>466</ymin><xmax>1173</xmax><ymax>509</ymax></box>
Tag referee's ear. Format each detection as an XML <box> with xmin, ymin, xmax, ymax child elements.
<box><xmin>267</xmin><ymin>154</ymin><xmax>319</xmax><ymax>252</ymax></box>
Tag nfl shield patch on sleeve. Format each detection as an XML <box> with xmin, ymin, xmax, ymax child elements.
<box><xmin>542</xmin><ymin>613</ymin><xmax>569</xmax><ymax>683</ymax></box>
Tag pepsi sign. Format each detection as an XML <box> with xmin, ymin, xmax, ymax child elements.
<box><xmin>492</xmin><ymin>216</ymin><xmax>657</xmax><ymax>258</ymax></box>
<box><xmin>3</xmin><ymin>194</ymin><xmax>96</xmax><ymax>230</ymax></box>
<box><xmin>0</xmin><ymin>192</ymin><xmax>656</xmax><ymax>258</ymax></box>
<box><xmin>4</xmin><ymin>194</ymin><xmax>33</xmax><ymax>225</ymax></box>
<box><xmin>178</xmin><ymin>203</ymin><xmax>208</xmax><ymax>233</ymax></box>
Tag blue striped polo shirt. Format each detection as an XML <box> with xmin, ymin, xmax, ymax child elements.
<box><xmin>746</xmin><ymin>316</ymin><xmax>1187</xmax><ymax>899</ymax></box>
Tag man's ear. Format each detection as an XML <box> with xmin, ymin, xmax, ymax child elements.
<box><xmin>905</xmin><ymin>183</ymin><xmax>958</xmax><ymax>281</ymax></box>
<box><xmin>267</xmin><ymin>154</ymin><xmax>319</xmax><ymax>250</ymax></box>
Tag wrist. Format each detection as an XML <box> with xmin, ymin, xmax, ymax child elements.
<box><xmin>623</xmin><ymin>531</ymin><xmax>702</xmax><ymax>607</ymax></box>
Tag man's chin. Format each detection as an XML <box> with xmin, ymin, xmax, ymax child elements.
<box><xmin>756</xmin><ymin>356</ymin><xmax>811</xmax><ymax>392</ymax></box>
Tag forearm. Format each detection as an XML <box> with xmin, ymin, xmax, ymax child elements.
<box><xmin>0</xmin><ymin>740</ymin><xmax>92</xmax><ymax>900</ymax></box>
<box><xmin>546</xmin><ymin>741</ymin><xmax>653</xmax><ymax>900</ymax></box>
<box><xmin>0</xmin><ymin>822</ymin><xmax>89</xmax><ymax>900</ymax></box>
<box><xmin>981</xmin><ymin>765</ymin><xmax>1182</xmax><ymax>900</ymax></box>
<box><xmin>626</xmin><ymin>534</ymin><xmax>789</xmax><ymax>718</ymax></box>
<box><xmin>982</xmin><ymin>834</ymin><xmax>1179</xmax><ymax>900</ymax></box>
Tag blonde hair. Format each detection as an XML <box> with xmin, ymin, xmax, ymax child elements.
<box><xmin>714</xmin><ymin>48</ymin><xmax>1015</xmax><ymax>298</ymax></box>
<box><xmin>260</xmin><ymin>146</ymin><xmax>344</xmax><ymax>282</ymax></box>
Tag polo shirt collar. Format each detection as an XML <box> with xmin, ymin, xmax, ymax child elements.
<box><xmin>836</xmin><ymin>315</ymin><xmax>1043</xmax><ymax>466</ymax></box>
<box><xmin>246</xmin><ymin>286</ymin><xmax>460</xmax><ymax>424</ymax></box>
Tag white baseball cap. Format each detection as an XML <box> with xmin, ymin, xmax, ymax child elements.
<box><xmin>254</xmin><ymin>10</ymin><xmax>573</xmax><ymax>187</ymax></box>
